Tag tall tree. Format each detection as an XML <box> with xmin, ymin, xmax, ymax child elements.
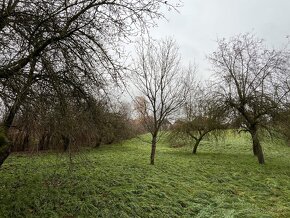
<box><xmin>209</xmin><ymin>33</ymin><xmax>289</xmax><ymax>164</ymax></box>
<box><xmin>132</xmin><ymin>38</ymin><xmax>192</xmax><ymax>165</ymax></box>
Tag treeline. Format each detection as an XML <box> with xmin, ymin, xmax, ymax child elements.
<box><xmin>7</xmin><ymin>99</ymin><xmax>140</xmax><ymax>153</ymax></box>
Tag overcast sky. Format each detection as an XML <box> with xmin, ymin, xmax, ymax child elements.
<box><xmin>150</xmin><ymin>0</ymin><xmax>290</xmax><ymax>79</ymax></box>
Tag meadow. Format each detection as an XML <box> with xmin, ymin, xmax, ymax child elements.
<box><xmin>0</xmin><ymin>132</ymin><xmax>289</xmax><ymax>217</ymax></box>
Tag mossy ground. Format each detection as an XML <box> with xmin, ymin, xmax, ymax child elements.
<box><xmin>0</xmin><ymin>131</ymin><xmax>289</xmax><ymax>217</ymax></box>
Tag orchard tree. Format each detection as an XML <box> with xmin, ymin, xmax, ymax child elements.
<box><xmin>132</xmin><ymin>38</ymin><xmax>192</xmax><ymax>165</ymax></box>
<box><xmin>173</xmin><ymin>87</ymin><xmax>228</xmax><ymax>154</ymax></box>
<box><xmin>0</xmin><ymin>0</ymin><xmax>180</xmax><ymax>166</ymax></box>
<box><xmin>209</xmin><ymin>33</ymin><xmax>289</xmax><ymax>164</ymax></box>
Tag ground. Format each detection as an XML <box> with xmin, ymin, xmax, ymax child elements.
<box><xmin>0</xmin><ymin>132</ymin><xmax>289</xmax><ymax>217</ymax></box>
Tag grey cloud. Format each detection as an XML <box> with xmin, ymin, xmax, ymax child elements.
<box><xmin>151</xmin><ymin>0</ymin><xmax>290</xmax><ymax>79</ymax></box>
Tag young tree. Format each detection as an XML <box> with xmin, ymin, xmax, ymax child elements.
<box><xmin>209</xmin><ymin>33</ymin><xmax>289</xmax><ymax>164</ymax></box>
<box><xmin>132</xmin><ymin>38</ymin><xmax>192</xmax><ymax>165</ymax></box>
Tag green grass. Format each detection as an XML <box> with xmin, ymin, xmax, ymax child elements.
<box><xmin>0</xmin><ymin>132</ymin><xmax>290</xmax><ymax>217</ymax></box>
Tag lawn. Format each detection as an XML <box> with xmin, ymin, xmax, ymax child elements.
<box><xmin>0</xmin><ymin>132</ymin><xmax>289</xmax><ymax>217</ymax></box>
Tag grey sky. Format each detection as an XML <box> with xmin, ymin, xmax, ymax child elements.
<box><xmin>151</xmin><ymin>0</ymin><xmax>290</xmax><ymax>79</ymax></box>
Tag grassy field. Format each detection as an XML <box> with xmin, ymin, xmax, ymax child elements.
<box><xmin>0</xmin><ymin>132</ymin><xmax>290</xmax><ymax>217</ymax></box>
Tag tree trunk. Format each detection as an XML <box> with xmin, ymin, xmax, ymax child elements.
<box><xmin>0</xmin><ymin>129</ymin><xmax>10</xmax><ymax>167</ymax></box>
<box><xmin>192</xmin><ymin>138</ymin><xmax>201</xmax><ymax>154</ymax></box>
<box><xmin>95</xmin><ymin>136</ymin><xmax>102</xmax><ymax>148</ymax></box>
<box><xmin>249</xmin><ymin>127</ymin><xmax>265</xmax><ymax>164</ymax></box>
<box><xmin>252</xmin><ymin>140</ymin><xmax>258</xmax><ymax>156</ymax></box>
<box><xmin>44</xmin><ymin>133</ymin><xmax>51</xmax><ymax>150</ymax></box>
<box><xmin>38</xmin><ymin>133</ymin><xmax>46</xmax><ymax>150</ymax></box>
<box><xmin>255</xmin><ymin>142</ymin><xmax>265</xmax><ymax>164</ymax></box>
<box><xmin>150</xmin><ymin>134</ymin><xmax>157</xmax><ymax>165</ymax></box>
<box><xmin>62</xmin><ymin>135</ymin><xmax>70</xmax><ymax>152</ymax></box>
<box><xmin>0</xmin><ymin>105</ymin><xmax>20</xmax><ymax>167</ymax></box>
<box><xmin>0</xmin><ymin>64</ymin><xmax>35</xmax><ymax>166</ymax></box>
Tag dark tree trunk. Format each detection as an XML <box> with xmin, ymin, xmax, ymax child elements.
<box><xmin>0</xmin><ymin>65</ymin><xmax>35</xmax><ymax>166</ymax></box>
<box><xmin>0</xmin><ymin>129</ymin><xmax>10</xmax><ymax>167</ymax></box>
<box><xmin>38</xmin><ymin>132</ymin><xmax>51</xmax><ymax>151</ymax></box>
<box><xmin>192</xmin><ymin>138</ymin><xmax>201</xmax><ymax>154</ymax></box>
<box><xmin>150</xmin><ymin>133</ymin><xmax>157</xmax><ymax>165</ymax></box>
<box><xmin>62</xmin><ymin>135</ymin><xmax>70</xmax><ymax>152</ymax></box>
<box><xmin>38</xmin><ymin>134</ymin><xmax>46</xmax><ymax>150</ymax></box>
<box><xmin>0</xmin><ymin>146</ymin><xmax>10</xmax><ymax>166</ymax></box>
<box><xmin>44</xmin><ymin>133</ymin><xmax>51</xmax><ymax>150</ymax></box>
<box><xmin>253</xmin><ymin>144</ymin><xmax>258</xmax><ymax>156</ymax></box>
<box><xmin>249</xmin><ymin>127</ymin><xmax>265</xmax><ymax>164</ymax></box>
<box><xmin>255</xmin><ymin>142</ymin><xmax>265</xmax><ymax>164</ymax></box>
<box><xmin>95</xmin><ymin>136</ymin><xmax>102</xmax><ymax>148</ymax></box>
<box><xmin>0</xmin><ymin>104</ymin><xmax>20</xmax><ymax>166</ymax></box>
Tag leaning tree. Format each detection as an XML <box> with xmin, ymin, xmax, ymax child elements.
<box><xmin>132</xmin><ymin>38</ymin><xmax>192</xmax><ymax>165</ymax></box>
<box><xmin>0</xmin><ymin>0</ymin><xmax>180</xmax><ymax>166</ymax></box>
<box><xmin>209</xmin><ymin>33</ymin><xmax>289</xmax><ymax>164</ymax></box>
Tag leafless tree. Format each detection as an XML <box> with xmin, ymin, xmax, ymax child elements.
<box><xmin>132</xmin><ymin>38</ymin><xmax>192</xmax><ymax>165</ymax></box>
<box><xmin>0</xmin><ymin>0</ymin><xmax>180</xmax><ymax>166</ymax></box>
<box><xmin>209</xmin><ymin>33</ymin><xmax>289</xmax><ymax>164</ymax></box>
<box><xmin>173</xmin><ymin>86</ymin><xmax>228</xmax><ymax>154</ymax></box>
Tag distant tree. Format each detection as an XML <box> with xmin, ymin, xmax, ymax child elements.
<box><xmin>209</xmin><ymin>33</ymin><xmax>289</xmax><ymax>164</ymax></box>
<box><xmin>132</xmin><ymin>38</ymin><xmax>192</xmax><ymax>165</ymax></box>
<box><xmin>172</xmin><ymin>87</ymin><xmax>228</xmax><ymax>154</ymax></box>
<box><xmin>0</xmin><ymin>0</ymin><xmax>179</xmax><ymax>166</ymax></box>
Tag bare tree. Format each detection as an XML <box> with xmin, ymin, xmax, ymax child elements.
<box><xmin>173</xmin><ymin>86</ymin><xmax>228</xmax><ymax>154</ymax></box>
<box><xmin>132</xmin><ymin>38</ymin><xmax>192</xmax><ymax>165</ymax></box>
<box><xmin>209</xmin><ymin>33</ymin><xmax>289</xmax><ymax>164</ymax></box>
<box><xmin>0</xmin><ymin>0</ymin><xmax>180</xmax><ymax>81</ymax></box>
<box><xmin>0</xmin><ymin>0</ymin><xmax>180</xmax><ymax>166</ymax></box>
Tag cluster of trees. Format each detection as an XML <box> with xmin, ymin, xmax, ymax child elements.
<box><xmin>8</xmin><ymin>99</ymin><xmax>136</xmax><ymax>152</ymax></box>
<box><xmin>133</xmin><ymin>34</ymin><xmax>290</xmax><ymax>165</ymax></box>
<box><xmin>0</xmin><ymin>0</ymin><xmax>178</xmax><ymax>166</ymax></box>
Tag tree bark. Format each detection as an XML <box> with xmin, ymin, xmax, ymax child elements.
<box><xmin>150</xmin><ymin>133</ymin><xmax>157</xmax><ymax>165</ymax></box>
<box><xmin>249</xmin><ymin>127</ymin><xmax>265</xmax><ymax>164</ymax></box>
<box><xmin>192</xmin><ymin>138</ymin><xmax>201</xmax><ymax>154</ymax></box>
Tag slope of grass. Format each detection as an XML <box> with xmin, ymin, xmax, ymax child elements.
<box><xmin>0</xmin><ymin>132</ymin><xmax>289</xmax><ymax>217</ymax></box>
